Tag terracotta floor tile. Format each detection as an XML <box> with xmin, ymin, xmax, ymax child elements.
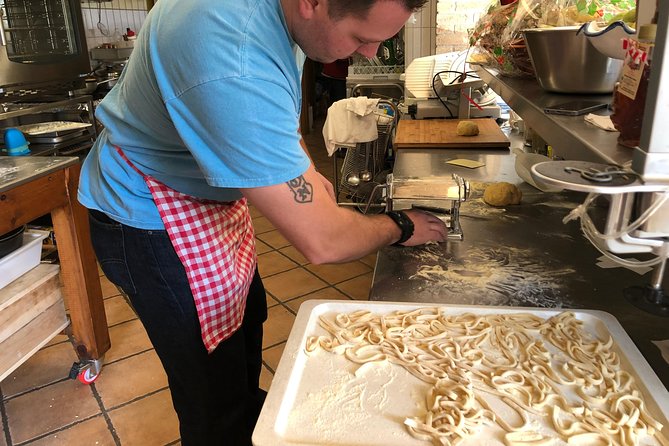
<box><xmin>252</xmin><ymin>216</ymin><xmax>275</xmax><ymax>235</ymax></box>
<box><xmin>5</xmin><ymin>380</ymin><xmax>100</xmax><ymax>444</ymax></box>
<box><xmin>257</xmin><ymin>251</ymin><xmax>299</xmax><ymax>278</ymax></box>
<box><xmin>262</xmin><ymin>342</ymin><xmax>286</xmax><ymax>373</ymax></box>
<box><xmin>27</xmin><ymin>415</ymin><xmax>115</xmax><ymax>446</ymax></box>
<box><xmin>104</xmin><ymin>295</ymin><xmax>137</xmax><ymax>327</ymax></box>
<box><xmin>256</xmin><ymin>229</ymin><xmax>291</xmax><ymax>250</ymax></box>
<box><xmin>306</xmin><ymin>260</ymin><xmax>371</xmax><ymax>285</ymax></box>
<box><xmin>259</xmin><ymin>364</ymin><xmax>274</xmax><ymax>392</ymax></box>
<box><xmin>262</xmin><ymin>305</ymin><xmax>296</xmax><ymax>349</ymax></box>
<box><xmin>2</xmin><ymin>342</ymin><xmax>78</xmax><ymax>398</ymax></box>
<box><xmin>278</xmin><ymin>245</ymin><xmax>309</xmax><ymax>266</ymax></box>
<box><xmin>248</xmin><ymin>205</ymin><xmax>263</xmax><ymax>219</ymax></box>
<box><xmin>261</xmin><ymin>269</ymin><xmax>327</xmax><ymax>302</ymax></box>
<box><xmin>255</xmin><ymin>239</ymin><xmax>273</xmax><ymax>255</ymax></box>
<box><xmin>95</xmin><ymin>350</ymin><xmax>168</xmax><ymax>409</ymax></box>
<box><xmin>266</xmin><ymin>294</ymin><xmax>280</xmax><ymax>309</ymax></box>
<box><xmin>103</xmin><ymin>319</ymin><xmax>153</xmax><ymax>364</ymax></box>
<box><xmin>284</xmin><ymin>287</ymin><xmax>351</xmax><ymax>313</ymax></box>
<box><xmin>99</xmin><ymin>275</ymin><xmax>121</xmax><ymax>299</ymax></box>
<box><xmin>360</xmin><ymin>251</ymin><xmax>379</xmax><ymax>268</ymax></box>
<box><xmin>0</xmin><ymin>430</ymin><xmax>5</xmax><ymax>446</ymax></box>
<box><xmin>335</xmin><ymin>272</ymin><xmax>373</xmax><ymax>300</ymax></box>
<box><xmin>108</xmin><ymin>389</ymin><xmax>179</xmax><ymax>446</ymax></box>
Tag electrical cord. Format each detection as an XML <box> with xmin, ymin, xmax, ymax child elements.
<box><xmin>565</xmin><ymin>191</ymin><xmax>669</xmax><ymax>268</ymax></box>
<box><xmin>431</xmin><ymin>71</ymin><xmax>454</xmax><ymax>118</ymax></box>
<box><xmin>431</xmin><ymin>68</ymin><xmax>482</xmax><ymax>118</ymax></box>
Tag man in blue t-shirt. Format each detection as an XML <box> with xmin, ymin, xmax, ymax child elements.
<box><xmin>78</xmin><ymin>0</ymin><xmax>446</xmax><ymax>444</ymax></box>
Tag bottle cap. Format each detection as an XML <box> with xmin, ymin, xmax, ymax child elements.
<box><xmin>638</xmin><ymin>24</ymin><xmax>657</xmax><ymax>41</ymax></box>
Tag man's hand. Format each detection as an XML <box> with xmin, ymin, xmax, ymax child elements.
<box><xmin>399</xmin><ymin>210</ymin><xmax>448</xmax><ymax>246</ymax></box>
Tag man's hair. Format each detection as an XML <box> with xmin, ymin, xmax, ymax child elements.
<box><xmin>327</xmin><ymin>0</ymin><xmax>427</xmax><ymax>21</ymax></box>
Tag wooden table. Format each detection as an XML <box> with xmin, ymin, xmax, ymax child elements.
<box><xmin>0</xmin><ymin>157</ymin><xmax>110</xmax><ymax>366</ymax></box>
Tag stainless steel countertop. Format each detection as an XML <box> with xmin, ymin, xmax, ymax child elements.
<box><xmin>475</xmin><ymin>67</ymin><xmax>633</xmax><ymax>165</ymax></box>
<box><xmin>0</xmin><ymin>156</ymin><xmax>78</xmax><ymax>192</ymax></box>
<box><xmin>393</xmin><ymin>147</ymin><xmax>520</xmax><ymax>184</ymax></box>
<box><xmin>371</xmin><ymin>148</ymin><xmax>669</xmax><ymax>388</ymax></box>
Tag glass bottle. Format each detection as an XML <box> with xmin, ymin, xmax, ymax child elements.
<box><xmin>610</xmin><ymin>22</ymin><xmax>657</xmax><ymax>148</ymax></box>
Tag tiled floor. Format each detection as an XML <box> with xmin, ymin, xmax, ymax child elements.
<box><xmin>0</xmin><ymin>117</ymin><xmax>376</xmax><ymax>445</ymax></box>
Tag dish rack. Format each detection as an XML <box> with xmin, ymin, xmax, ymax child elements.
<box><xmin>332</xmin><ymin>100</ymin><xmax>397</xmax><ymax>213</ymax></box>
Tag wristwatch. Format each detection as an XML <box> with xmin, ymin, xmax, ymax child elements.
<box><xmin>386</xmin><ymin>210</ymin><xmax>414</xmax><ymax>246</ymax></box>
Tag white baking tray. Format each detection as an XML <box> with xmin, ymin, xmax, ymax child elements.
<box><xmin>14</xmin><ymin>121</ymin><xmax>91</xmax><ymax>136</ymax></box>
<box><xmin>253</xmin><ymin>300</ymin><xmax>669</xmax><ymax>446</ymax></box>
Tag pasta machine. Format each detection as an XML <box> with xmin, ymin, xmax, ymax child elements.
<box><xmin>386</xmin><ymin>173</ymin><xmax>470</xmax><ymax>240</ymax></box>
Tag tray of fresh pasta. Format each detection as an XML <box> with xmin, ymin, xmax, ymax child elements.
<box><xmin>252</xmin><ymin>300</ymin><xmax>669</xmax><ymax>446</ymax></box>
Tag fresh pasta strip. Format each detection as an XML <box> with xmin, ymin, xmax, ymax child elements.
<box><xmin>504</xmin><ymin>430</ymin><xmax>552</xmax><ymax>446</ymax></box>
<box><xmin>307</xmin><ymin>308</ymin><xmax>665</xmax><ymax>446</ymax></box>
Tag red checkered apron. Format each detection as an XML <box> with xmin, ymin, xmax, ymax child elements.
<box><xmin>114</xmin><ymin>146</ymin><xmax>256</xmax><ymax>353</ymax></box>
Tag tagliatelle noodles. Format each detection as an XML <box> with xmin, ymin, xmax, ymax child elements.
<box><xmin>304</xmin><ymin>309</ymin><xmax>668</xmax><ymax>446</ymax></box>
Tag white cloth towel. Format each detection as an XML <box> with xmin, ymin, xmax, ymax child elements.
<box><xmin>584</xmin><ymin>113</ymin><xmax>618</xmax><ymax>132</ymax></box>
<box><xmin>323</xmin><ymin>97</ymin><xmax>380</xmax><ymax>156</ymax></box>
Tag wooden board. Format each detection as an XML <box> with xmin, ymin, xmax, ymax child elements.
<box><xmin>0</xmin><ymin>299</ymin><xmax>68</xmax><ymax>382</ymax></box>
<box><xmin>0</xmin><ymin>264</ymin><xmax>61</xmax><ymax>344</ymax></box>
<box><xmin>0</xmin><ymin>264</ymin><xmax>68</xmax><ymax>382</ymax></box>
<box><xmin>394</xmin><ymin>118</ymin><xmax>510</xmax><ymax>149</ymax></box>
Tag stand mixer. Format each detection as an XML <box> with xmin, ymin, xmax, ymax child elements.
<box><xmin>531</xmin><ymin>161</ymin><xmax>669</xmax><ymax>315</ymax></box>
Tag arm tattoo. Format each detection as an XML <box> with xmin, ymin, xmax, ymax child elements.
<box><xmin>287</xmin><ymin>175</ymin><xmax>313</xmax><ymax>203</ymax></box>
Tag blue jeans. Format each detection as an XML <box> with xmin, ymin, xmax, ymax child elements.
<box><xmin>88</xmin><ymin>209</ymin><xmax>267</xmax><ymax>445</ymax></box>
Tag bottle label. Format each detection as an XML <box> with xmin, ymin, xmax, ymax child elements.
<box><xmin>618</xmin><ymin>41</ymin><xmax>653</xmax><ymax>100</ymax></box>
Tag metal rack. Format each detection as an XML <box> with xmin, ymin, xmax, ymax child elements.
<box><xmin>0</xmin><ymin>95</ymin><xmax>97</xmax><ymax>158</ymax></box>
<box><xmin>332</xmin><ymin>100</ymin><xmax>398</xmax><ymax>213</ymax></box>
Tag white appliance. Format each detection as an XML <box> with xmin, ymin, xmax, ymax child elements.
<box><xmin>401</xmin><ymin>51</ymin><xmax>500</xmax><ymax>119</ymax></box>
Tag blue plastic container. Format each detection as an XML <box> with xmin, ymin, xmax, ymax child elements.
<box><xmin>3</xmin><ymin>128</ymin><xmax>30</xmax><ymax>156</ymax></box>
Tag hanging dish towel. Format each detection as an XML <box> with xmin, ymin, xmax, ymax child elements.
<box><xmin>323</xmin><ymin>96</ymin><xmax>380</xmax><ymax>156</ymax></box>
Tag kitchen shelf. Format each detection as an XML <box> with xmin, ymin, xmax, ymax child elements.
<box><xmin>476</xmin><ymin>66</ymin><xmax>633</xmax><ymax>166</ymax></box>
<box><xmin>0</xmin><ymin>95</ymin><xmax>97</xmax><ymax>158</ymax></box>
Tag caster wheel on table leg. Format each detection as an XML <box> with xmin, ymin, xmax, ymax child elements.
<box><xmin>77</xmin><ymin>367</ymin><xmax>100</xmax><ymax>385</ymax></box>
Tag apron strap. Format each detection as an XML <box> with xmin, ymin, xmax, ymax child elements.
<box><xmin>114</xmin><ymin>145</ymin><xmax>146</xmax><ymax>177</ymax></box>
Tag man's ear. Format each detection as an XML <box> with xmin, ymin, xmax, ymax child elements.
<box><xmin>297</xmin><ymin>0</ymin><xmax>322</xmax><ymax>20</ymax></box>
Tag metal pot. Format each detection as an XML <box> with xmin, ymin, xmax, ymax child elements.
<box><xmin>0</xmin><ymin>225</ymin><xmax>25</xmax><ymax>258</ymax></box>
<box><xmin>73</xmin><ymin>78</ymin><xmax>98</xmax><ymax>95</ymax></box>
<box><xmin>97</xmin><ymin>73</ymin><xmax>119</xmax><ymax>90</ymax></box>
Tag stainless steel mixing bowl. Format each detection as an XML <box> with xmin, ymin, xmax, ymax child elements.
<box><xmin>523</xmin><ymin>26</ymin><xmax>623</xmax><ymax>94</ymax></box>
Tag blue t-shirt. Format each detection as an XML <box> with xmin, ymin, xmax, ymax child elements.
<box><xmin>78</xmin><ymin>0</ymin><xmax>311</xmax><ymax>229</ymax></box>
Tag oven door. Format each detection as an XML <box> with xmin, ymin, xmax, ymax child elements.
<box><xmin>0</xmin><ymin>0</ymin><xmax>90</xmax><ymax>89</ymax></box>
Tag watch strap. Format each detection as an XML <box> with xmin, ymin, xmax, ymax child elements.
<box><xmin>386</xmin><ymin>210</ymin><xmax>414</xmax><ymax>245</ymax></box>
